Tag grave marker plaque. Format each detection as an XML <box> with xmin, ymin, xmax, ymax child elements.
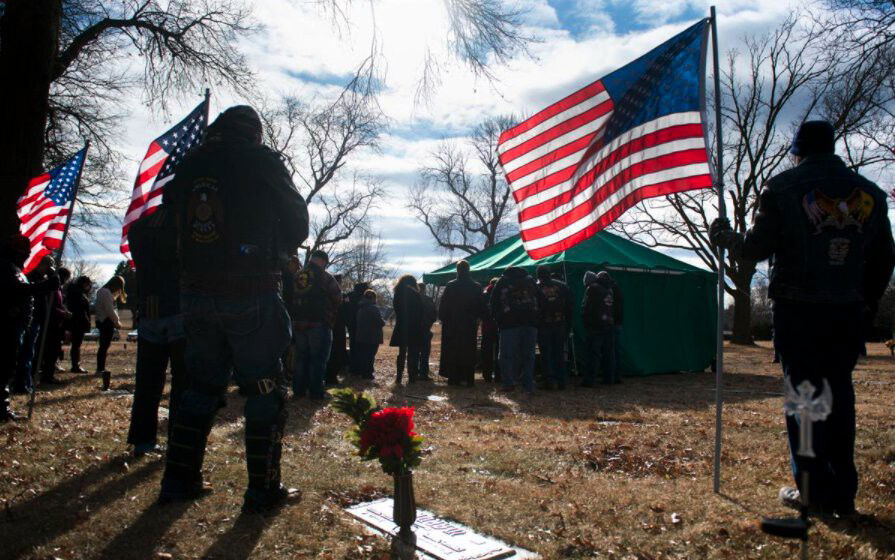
<box><xmin>346</xmin><ymin>498</ymin><xmax>535</xmax><ymax>560</ymax></box>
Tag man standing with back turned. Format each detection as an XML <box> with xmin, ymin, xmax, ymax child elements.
<box><xmin>711</xmin><ymin>121</ymin><xmax>895</xmax><ymax>517</ymax></box>
<box><xmin>159</xmin><ymin>106</ymin><xmax>309</xmax><ymax>514</ymax></box>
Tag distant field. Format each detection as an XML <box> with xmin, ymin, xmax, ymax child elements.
<box><xmin>1</xmin><ymin>330</ymin><xmax>893</xmax><ymax>559</ymax></box>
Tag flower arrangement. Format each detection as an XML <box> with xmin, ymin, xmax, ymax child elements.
<box><xmin>329</xmin><ymin>388</ymin><xmax>424</xmax><ymax>476</ymax></box>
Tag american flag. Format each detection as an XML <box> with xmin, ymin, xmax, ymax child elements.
<box><xmin>120</xmin><ymin>99</ymin><xmax>208</xmax><ymax>259</ymax></box>
<box><xmin>17</xmin><ymin>147</ymin><xmax>87</xmax><ymax>273</ymax></box>
<box><xmin>498</xmin><ymin>19</ymin><xmax>713</xmax><ymax>259</ymax></box>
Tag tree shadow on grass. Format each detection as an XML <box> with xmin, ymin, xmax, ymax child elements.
<box><xmin>0</xmin><ymin>457</ymin><xmax>163</xmax><ymax>559</ymax></box>
<box><xmin>96</xmin><ymin>500</ymin><xmax>192</xmax><ymax>560</ymax></box>
<box><xmin>200</xmin><ymin>513</ymin><xmax>269</xmax><ymax>560</ymax></box>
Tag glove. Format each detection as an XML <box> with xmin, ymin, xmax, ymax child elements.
<box><xmin>709</xmin><ymin>218</ymin><xmax>733</xmax><ymax>247</ymax></box>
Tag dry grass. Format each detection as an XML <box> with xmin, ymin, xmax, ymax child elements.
<box><xmin>1</xmin><ymin>328</ymin><xmax>894</xmax><ymax>559</ymax></box>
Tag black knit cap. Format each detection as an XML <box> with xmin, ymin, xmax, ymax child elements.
<box><xmin>790</xmin><ymin>120</ymin><xmax>835</xmax><ymax>157</ymax></box>
<box><xmin>208</xmin><ymin>105</ymin><xmax>263</xmax><ymax>143</ymax></box>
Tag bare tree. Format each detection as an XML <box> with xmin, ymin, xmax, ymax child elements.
<box><xmin>0</xmin><ymin>0</ymin><xmax>255</xmax><ymax>236</ymax></box>
<box><xmin>262</xmin><ymin>57</ymin><xmax>386</xmax><ymax>263</ymax></box>
<box><xmin>611</xmin><ymin>13</ymin><xmax>895</xmax><ymax>343</ymax></box>
<box><xmin>332</xmin><ymin>228</ymin><xmax>395</xmax><ymax>287</ymax></box>
<box><xmin>410</xmin><ymin>116</ymin><xmax>517</xmax><ymax>255</ymax></box>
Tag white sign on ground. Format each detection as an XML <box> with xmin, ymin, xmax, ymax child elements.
<box><xmin>345</xmin><ymin>498</ymin><xmax>537</xmax><ymax>560</ymax></box>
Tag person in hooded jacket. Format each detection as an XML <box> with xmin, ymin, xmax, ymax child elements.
<box><xmin>345</xmin><ymin>282</ymin><xmax>369</xmax><ymax>376</ymax></box>
<box><xmin>389</xmin><ymin>275</ymin><xmax>426</xmax><ymax>384</ymax></box>
<box><xmin>159</xmin><ymin>105</ymin><xmax>309</xmax><ymax>514</ymax></box>
<box><xmin>65</xmin><ymin>275</ymin><xmax>93</xmax><ymax>373</ymax></box>
<box><xmin>582</xmin><ymin>271</ymin><xmax>616</xmax><ymax>387</ymax></box>
<box><xmin>325</xmin><ymin>275</ymin><xmax>347</xmax><ymax>386</ymax></box>
<box><xmin>490</xmin><ymin>266</ymin><xmax>540</xmax><ymax>394</ymax></box>
<box><xmin>438</xmin><ymin>261</ymin><xmax>484</xmax><ymax>386</ymax></box>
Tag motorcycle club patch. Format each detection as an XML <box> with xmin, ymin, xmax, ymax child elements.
<box><xmin>802</xmin><ymin>188</ymin><xmax>874</xmax><ymax>234</ymax></box>
<box><xmin>187</xmin><ymin>178</ymin><xmax>223</xmax><ymax>244</ymax></box>
<box><xmin>828</xmin><ymin>237</ymin><xmax>851</xmax><ymax>266</ymax></box>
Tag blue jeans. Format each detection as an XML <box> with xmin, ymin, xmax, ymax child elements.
<box><xmin>585</xmin><ymin>329</ymin><xmax>616</xmax><ymax>384</ymax></box>
<box><xmin>538</xmin><ymin>324</ymin><xmax>567</xmax><ymax>387</ymax></box>
<box><xmin>773</xmin><ymin>301</ymin><xmax>861</xmax><ymax>511</ymax></box>
<box><xmin>14</xmin><ymin>319</ymin><xmax>41</xmax><ymax>392</ymax></box>
<box><xmin>499</xmin><ymin>326</ymin><xmax>537</xmax><ymax>392</ymax></box>
<box><xmin>178</xmin><ymin>292</ymin><xmax>291</xmax><ymax>421</ymax></box>
<box><xmin>293</xmin><ymin>325</ymin><xmax>332</xmax><ymax>398</ymax></box>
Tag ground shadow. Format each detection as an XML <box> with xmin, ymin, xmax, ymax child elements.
<box><xmin>0</xmin><ymin>457</ymin><xmax>163</xmax><ymax>558</ymax></box>
<box><xmin>96</xmin><ymin>499</ymin><xmax>192</xmax><ymax>560</ymax></box>
<box><xmin>199</xmin><ymin>513</ymin><xmax>269</xmax><ymax>560</ymax></box>
<box><xmin>822</xmin><ymin>513</ymin><xmax>895</xmax><ymax>555</ymax></box>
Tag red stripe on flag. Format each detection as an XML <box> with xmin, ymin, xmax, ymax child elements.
<box><xmin>499</xmin><ymin>101</ymin><xmax>613</xmax><ymax>165</ymax></box>
<box><xmin>499</xmin><ymin>80</ymin><xmax>606</xmax><ymax>143</ymax></box>
<box><xmin>523</xmin><ymin>174</ymin><xmax>714</xmax><ymax>258</ymax></box>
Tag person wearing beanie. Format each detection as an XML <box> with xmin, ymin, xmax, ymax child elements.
<box><xmin>535</xmin><ymin>265</ymin><xmax>572</xmax><ymax>390</ymax></box>
<box><xmin>438</xmin><ymin>260</ymin><xmax>484</xmax><ymax>386</ymax></box>
<box><xmin>710</xmin><ymin>119</ymin><xmax>895</xmax><ymax>517</ymax></box>
<box><xmin>158</xmin><ymin>104</ymin><xmax>309</xmax><ymax>514</ymax></box>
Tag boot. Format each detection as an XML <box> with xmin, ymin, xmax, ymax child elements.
<box><xmin>159</xmin><ymin>411</ymin><xmax>215</xmax><ymax>503</ymax></box>
<box><xmin>243</xmin><ymin>409</ymin><xmax>295</xmax><ymax>514</ymax></box>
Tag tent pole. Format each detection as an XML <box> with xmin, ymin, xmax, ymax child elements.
<box><xmin>710</xmin><ymin>5</ymin><xmax>726</xmax><ymax>494</ymax></box>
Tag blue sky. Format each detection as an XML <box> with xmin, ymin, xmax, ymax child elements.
<box><xmin>66</xmin><ymin>0</ymin><xmax>807</xmax><ymax>281</ymax></box>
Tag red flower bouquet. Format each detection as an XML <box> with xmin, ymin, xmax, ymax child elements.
<box><xmin>330</xmin><ymin>389</ymin><xmax>423</xmax><ymax>475</ymax></box>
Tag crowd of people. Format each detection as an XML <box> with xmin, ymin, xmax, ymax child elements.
<box><xmin>2</xmin><ymin>112</ymin><xmax>893</xmax><ymax>521</ymax></box>
<box><xmin>1</xmin><ymin>240</ymin><xmax>132</xmax><ymax>422</ymax></box>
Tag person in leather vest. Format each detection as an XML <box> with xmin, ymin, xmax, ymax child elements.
<box><xmin>159</xmin><ymin>105</ymin><xmax>309</xmax><ymax>514</ymax></box>
<box><xmin>536</xmin><ymin>265</ymin><xmax>572</xmax><ymax>390</ymax></box>
<box><xmin>289</xmin><ymin>249</ymin><xmax>342</xmax><ymax>400</ymax></box>
<box><xmin>711</xmin><ymin>120</ymin><xmax>895</xmax><ymax>517</ymax></box>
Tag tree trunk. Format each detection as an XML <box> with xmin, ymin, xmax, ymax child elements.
<box><xmin>731</xmin><ymin>288</ymin><xmax>754</xmax><ymax>345</ymax></box>
<box><xmin>0</xmin><ymin>0</ymin><xmax>62</xmax><ymax>236</ymax></box>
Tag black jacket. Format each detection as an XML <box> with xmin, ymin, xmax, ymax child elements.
<box><xmin>355</xmin><ymin>299</ymin><xmax>385</xmax><ymax>345</ymax></box>
<box><xmin>389</xmin><ymin>285</ymin><xmax>426</xmax><ymax>347</ymax></box>
<box><xmin>715</xmin><ymin>154</ymin><xmax>895</xmax><ymax>306</ymax></box>
<box><xmin>537</xmin><ymin>277</ymin><xmax>572</xmax><ymax>328</ymax></box>
<box><xmin>163</xmin><ymin>138</ymin><xmax>309</xmax><ymax>290</ymax></box>
<box><xmin>490</xmin><ymin>267</ymin><xmax>540</xmax><ymax>329</ymax></box>
<box><xmin>128</xmin><ymin>207</ymin><xmax>180</xmax><ymax>319</ymax></box>
<box><xmin>439</xmin><ymin>275</ymin><xmax>483</xmax><ymax>327</ymax></box>
<box><xmin>582</xmin><ymin>273</ymin><xmax>614</xmax><ymax>333</ymax></box>
<box><xmin>64</xmin><ymin>283</ymin><xmax>91</xmax><ymax>332</ymax></box>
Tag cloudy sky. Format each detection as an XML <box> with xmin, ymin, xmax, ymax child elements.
<box><xmin>67</xmin><ymin>0</ymin><xmax>805</xmax><ymax>281</ymax></box>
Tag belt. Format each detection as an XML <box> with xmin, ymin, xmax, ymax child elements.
<box><xmin>183</xmin><ymin>272</ymin><xmax>282</xmax><ymax>295</ymax></box>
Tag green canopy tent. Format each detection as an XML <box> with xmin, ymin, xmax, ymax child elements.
<box><xmin>422</xmin><ymin>231</ymin><xmax>717</xmax><ymax>376</ymax></box>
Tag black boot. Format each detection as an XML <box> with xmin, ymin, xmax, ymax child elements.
<box><xmin>159</xmin><ymin>411</ymin><xmax>215</xmax><ymax>503</ymax></box>
<box><xmin>243</xmin><ymin>409</ymin><xmax>294</xmax><ymax>514</ymax></box>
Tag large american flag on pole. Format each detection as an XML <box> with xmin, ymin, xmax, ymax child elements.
<box><xmin>17</xmin><ymin>147</ymin><xmax>87</xmax><ymax>273</ymax></box>
<box><xmin>120</xmin><ymin>99</ymin><xmax>208</xmax><ymax>259</ymax></box>
<box><xmin>499</xmin><ymin>19</ymin><xmax>712</xmax><ymax>259</ymax></box>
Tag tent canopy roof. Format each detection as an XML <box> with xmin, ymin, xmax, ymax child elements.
<box><xmin>423</xmin><ymin>231</ymin><xmax>713</xmax><ymax>285</ymax></box>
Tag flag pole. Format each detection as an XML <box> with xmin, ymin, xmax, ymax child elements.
<box><xmin>203</xmin><ymin>88</ymin><xmax>211</xmax><ymax>129</ymax></box>
<box><xmin>710</xmin><ymin>5</ymin><xmax>726</xmax><ymax>494</ymax></box>
<box><xmin>28</xmin><ymin>141</ymin><xmax>90</xmax><ymax>420</ymax></box>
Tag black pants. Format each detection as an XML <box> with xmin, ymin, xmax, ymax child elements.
<box><xmin>352</xmin><ymin>342</ymin><xmax>378</xmax><ymax>378</ymax></box>
<box><xmin>128</xmin><ymin>337</ymin><xmax>186</xmax><ymax>446</ymax></box>
<box><xmin>70</xmin><ymin>328</ymin><xmax>86</xmax><ymax>370</ymax></box>
<box><xmin>480</xmin><ymin>331</ymin><xmax>500</xmax><ymax>382</ymax></box>
<box><xmin>396</xmin><ymin>345</ymin><xmax>422</xmax><ymax>382</ymax></box>
<box><xmin>773</xmin><ymin>301</ymin><xmax>862</xmax><ymax>511</ymax></box>
<box><xmin>419</xmin><ymin>331</ymin><xmax>432</xmax><ymax>377</ymax></box>
<box><xmin>40</xmin><ymin>325</ymin><xmax>63</xmax><ymax>381</ymax></box>
<box><xmin>96</xmin><ymin>319</ymin><xmax>115</xmax><ymax>372</ymax></box>
<box><xmin>1</xmin><ymin>325</ymin><xmax>20</xmax><ymax>412</ymax></box>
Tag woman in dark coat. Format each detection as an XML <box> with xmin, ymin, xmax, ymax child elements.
<box><xmin>389</xmin><ymin>275</ymin><xmax>426</xmax><ymax>384</ymax></box>
<box><xmin>438</xmin><ymin>261</ymin><xmax>483</xmax><ymax>386</ymax></box>
<box><xmin>65</xmin><ymin>275</ymin><xmax>93</xmax><ymax>373</ymax></box>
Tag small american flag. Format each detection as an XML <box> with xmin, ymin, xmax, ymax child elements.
<box><xmin>120</xmin><ymin>99</ymin><xmax>208</xmax><ymax>259</ymax></box>
<box><xmin>498</xmin><ymin>19</ymin><xmax>713</xmax><ymax>259</ymax></box>
<box><xmin>17</xmin><ymin>147</ymin><xmax>87</xmax><ymax>273</ymax></box>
